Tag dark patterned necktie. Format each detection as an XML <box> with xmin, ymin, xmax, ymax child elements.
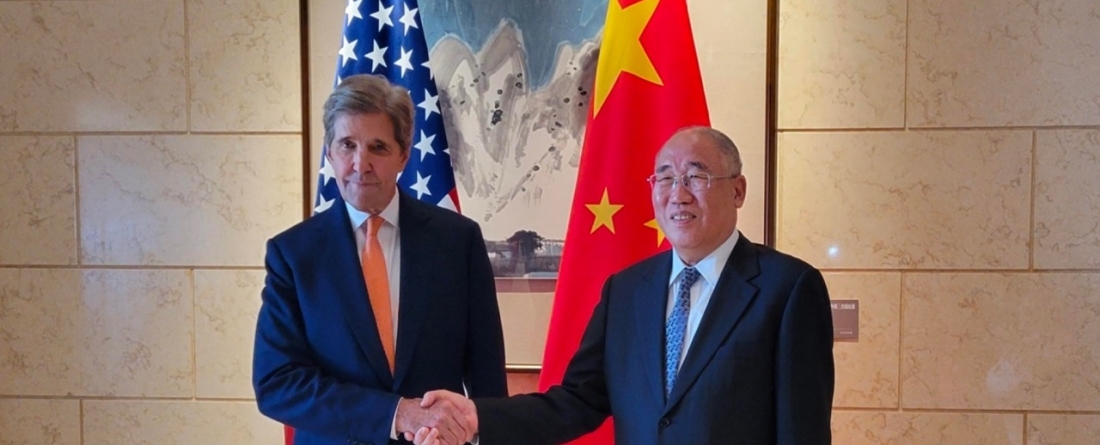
<box><xmin>665</xmin><ymin>266</ymin><xmax>699</xmax><ymax>398</ymax></box>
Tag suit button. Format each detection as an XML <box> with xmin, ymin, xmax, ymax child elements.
<box><xmin>659</xmin><ymin>417</ymin><xmax>671</xmax><ymax>428</ymax></box>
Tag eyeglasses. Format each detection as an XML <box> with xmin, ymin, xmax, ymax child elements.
<box><xmin>646</xmin><ymin>172</ymin><xmax>739</xmax><ymax>193</ymax></box>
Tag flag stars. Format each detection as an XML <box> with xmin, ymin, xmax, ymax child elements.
<box><xmin>325</xmin><ymin>0</ymin><xmax>454</xmax><ymax>213</ymax></box>
<box><xmin>421</xmin><ymin>60</ymin><xmax>434</xmax><ymax>80</ymax></box>
<box><xmin>418</xmin><ymin>89</ymin><xmax>439</xmax><ymax>118</ymax></box>
<box><xmin>395</xmin><ymin>47</ymin><xmax>414</xmax><ymax>77</ymax></box>
<box><xmin>414</xmin><ymin>131</ymin><xmax>436</xmax><ymax>161</ymax></box>
<box><xmin>319</xmin><ymin>157</ymin><xmax>335</xmax><ymax>186</ymax></box>
<box><xmin>409</xmin><ymin>172</ymin><xmax>432</xmax><ymax>199</ymax></box>
<box><xmin>370</xmin><ymin>0</ymin><xmax>394</xmax><ymax>31</ymax></box>
<box><xmin>345</xmin><ymin>0</ymin><xmax>363</xmax><ymax>25</ymax></box>
<box><xmin>315</xmin><ymin>197</ymin><xmax>335</xmax><ymax>214</ymax></box>
<box><xmin>366</xmin><ymin>40</ymin><xmax>388</xmax><ymax>72</ymax></box>
<box><xmin>644</xmin><ymin>219</ymin><xmax>666</xmax><ymax>246</ymax></box>
<box><xmin>587</xmin><ymin>188</ymin><xmax>624</xmax><ymax>234</ymax></box>
<box><xmin>399</xmin><ymin>4</ymin><xmax>419</xmax><ymax>36</ymax></box>
<box><xmin>592</xmin><ymin>0</ymin><xmax>662</xmax><ymax>116</ymax></box>
<box><xmin>338</xmin><ymin>36</ymin><xmax>358</xmax><ymax>67</ymax></box>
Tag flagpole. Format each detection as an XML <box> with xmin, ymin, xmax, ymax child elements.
<box><xmin>299</xmin><ymin>0</ymin><xmax>312</xmax><ymax>221</ymax></box>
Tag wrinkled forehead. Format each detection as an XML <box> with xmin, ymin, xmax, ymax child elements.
<box><xmin>654</xmin><ymin>140</ymin><xmax>721</xmax><ymax>174</ymax></box>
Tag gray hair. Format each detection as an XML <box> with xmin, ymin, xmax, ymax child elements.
<box><xmin>322</xmin><ymin>74</ymin><xmax>415</xmax><ymax>153</ymax></box>
<box><xmin>672</xmin><ymin>126</ymin><xmax>743</xmax><ymax>175</ymax></box>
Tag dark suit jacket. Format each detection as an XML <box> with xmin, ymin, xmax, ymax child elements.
<box><xmin>253</xmin><ymin>192</ymin><xmax>508</xmax><ymax>445</ymax></box>
<box><xmin>477</xmin><ymin>235</ymin><xmax>834</xmax><ymax>445</ymax></box>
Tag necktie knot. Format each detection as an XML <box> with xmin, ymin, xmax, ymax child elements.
<box><xmin>366</xmin><ymin>215</ymin><xmax>384</xmax><ymax>238</ymax></box>
<box><xmin>681</xmin><ymin>266</ymin><xmax>700</xmax><ymax>289</ymax></box>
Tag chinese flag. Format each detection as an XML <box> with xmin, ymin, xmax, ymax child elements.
<box><xmin>537</xmin><ymin>0</ymin><xmax>710</xmax><ymax>444</ymax></box>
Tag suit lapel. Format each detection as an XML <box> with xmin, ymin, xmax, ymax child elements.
<box><xmin>634</xmin><ymin>252</ymin><xmax>673</xmax><ymax>406</ymax></box>
<box><xmin>664</xmin><ymin>236</ymin><xmax>760</xmax><ymax>413</ymax></box>
<box><xmin>323</xmin><ymin>199</ymin><xmax>394</xmax><ymax>387</ymax></box>
<box><xmin>393</xmin><ymin>192</ymin><xmax>432</xmax><ymax>389</ymax></box>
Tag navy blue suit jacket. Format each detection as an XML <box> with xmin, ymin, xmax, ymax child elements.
<box><xmin>253</xmin><ymin>192</ymin><xmax>507</xmax><ymax>445</ymax></box>
<box><xmin>477</xmin><ymin>235</ymin><xmax>834</xmax><ymax>445</ymax></box>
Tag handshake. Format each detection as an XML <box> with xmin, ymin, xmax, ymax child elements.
<box><xmin>396</xmin><ymin>390</ymin><xmax>477</xmax><ymax>445</ymax></box>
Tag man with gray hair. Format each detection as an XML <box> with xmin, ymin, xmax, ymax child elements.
<box><xmin>415</xmin><ymin>126</ymin><xmax>834</xmax><ymax>445</ymax></box>
<box><xmin>253</xmin><ymin>74</ymin><xmax>506</xmax><ymax>445</ymax></box>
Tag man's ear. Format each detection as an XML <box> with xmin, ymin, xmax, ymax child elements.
<box><xmin>733</xmin><ymin>175</ymin><xmax>748</xmax><ymax>208</ymax></box>
<box><xmin>399</xmin><ymin>146</ymin><xmax>410</xmax><ymax>168</ymax></box>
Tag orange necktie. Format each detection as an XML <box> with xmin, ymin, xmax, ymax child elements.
<box><xmin>362</xmin><ymin>216</ymin><xmax>395</xmax><ymax>372</ymax></box>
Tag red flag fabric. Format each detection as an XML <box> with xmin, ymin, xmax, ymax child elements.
<box><xmin>537</xmin><ymin>0</ymin><xmax>710</xmax><ymax>443</ymax></box>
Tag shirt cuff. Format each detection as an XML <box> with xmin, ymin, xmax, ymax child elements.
<box><xmin>389</xmin><ymin>403</ymin><xmax>399</xmax><ymax>440</ymax></box>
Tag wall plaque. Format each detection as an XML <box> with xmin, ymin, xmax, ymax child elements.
<box><xmin>830</xmin><ymin>300</ymin><xmax>859</xmax><ymax>342</ymax></box>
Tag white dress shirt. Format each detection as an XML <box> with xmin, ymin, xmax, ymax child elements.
<box><xmin>665</xmin><ymin>229</ymin><xmax>741</xmax><ymax>371</ymax></box>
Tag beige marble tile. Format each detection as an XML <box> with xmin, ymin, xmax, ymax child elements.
<box><xmin>737</xmin><ymin>145</ymin><xmax>767</xmax><ymax>242</ymax></box>
<box><xmin>690</xmin><ymin>0</ymin><xmax>768</xmax><ymax>240</ymax></box>
<box><xmin>1035</xmin><ymin>131</ymin><xmax>1100</xmax><ymax>269</ymax></box>
<box><xmin>0</xmin><ymin>269</ymin><xmax>192</xmax><ymax>397</ymax></box>
<box><xmin>902</xmin><ymin>273</ymin><xmax>1100</xmax><ymax>410</ymax></box>
<box><xmin>908</xmin><ymin>0</ymin><xmax>1100</xmax><ymax>127</ymax></box>
<box><xmin>1028</xmin><ymin>414</ymin><xmax>1100</xmax><ymax>445</ymax></box>
<box><xmin>0</xmin><ymin>136</ymin><xmax>76</xmax><ymax>265</ymax></box>
<box><xmin>498</xmin><ymin>291</ymin><xmax>553</xmax><ymax>366</ymax></box>
<box><xmin>832</xmin><ymin>411</ymin><xmax>1023</xmax><ymax>445</ymax></box>
<box><xmin>84</xmin><ymin>400</ymin><xmax>282</xmax><ymax>445</ymax></box>
<box><xmin>823</xmin><ymin>273</ymin><xmax>900</xmax><ymax>408</ymax></box>
<box><xmin>0</xmin><ymin>1</ymin><xmax>186</xmax><ymax>132</ymax></box>
<box><xmin>777</xmin><ymin>131</ymin><xmax>1031</xmax><ymax>269</ymax></box>
<box><xmin>306</xmin><ymin>0</ymin><xmax>340</xmax><ymax>204</ymax></box>
<box><xmin>195</xmin><ymin>270</ymin><xmax>263</xmax><ymax>399</ymax></box>
<box><xmin>78</xmin><ymin>135</ymin><xmax>302</xmax><ymax>266</ymax></box>
<box><xmin>188</xmin><ymin>0</ymin><xmax>301</xmax><ymax>132</ymax></box>
<box><xmin>0</xmin><ymin>399</ymin><xmax>81</xmax><ymax>445</ymax></box>
<box><xmin>778</xmin><ymin>0</ymin><xmax>906</xmax><ymax>129</ymax></box>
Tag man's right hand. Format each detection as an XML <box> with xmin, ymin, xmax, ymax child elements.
<box><xmin>422</xmin><ymin>390</ymin><xmax>477</xmax><ymax>436</ymax></box>
<box><xmin>402</xmin><ymin>390</ymin><xmax>479</xmax><ymax>445</ymax></box>
<box><xmin>394</xmin><ymin>395</ymin><xmax>474</xmax><ymax>445</ymax></box>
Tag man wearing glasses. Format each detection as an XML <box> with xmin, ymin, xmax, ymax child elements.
<box><xmin>412</xmin><ymin>126</ymin><xmax>835</xmax><ymax>445</ymax></box>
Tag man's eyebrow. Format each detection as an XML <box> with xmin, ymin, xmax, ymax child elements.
<box><xmin>687</xmin><ymin>161</ymin><xmax>709</xmax><ymax>171</ymax></box>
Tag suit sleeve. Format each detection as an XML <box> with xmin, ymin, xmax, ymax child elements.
<box><xmin>252</xmin><ymin>239</ymin><xmax>399</xmax><ymax>445</ymax></box>
<box><xmin>474</xmin><ymin>275</ymin><xmax>615</xmax><ymax>445</ymax></box>
<box><xmin>775</xmin><ymin>267</ymin><xmax>835</xmax><ymax>445</ymax></box>
<box><xmin>463</xmin><ymin>224</ymin><xmax>508</xmax><ymax>398</ymax></box>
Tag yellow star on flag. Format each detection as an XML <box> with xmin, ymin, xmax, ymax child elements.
<box><xmin>587</xmin><ymin>188</ymin><xmax>624</xmax><ymax>234</ymax></box>
<box><xmin>592</xmin><ymin>0</ymin><xmax>663</xmax><ymax>117</ymax></box>
<box><xmin>644</xmin><ymin>218</ymin><xmax>665</xmax><ymax>246</ymax></box>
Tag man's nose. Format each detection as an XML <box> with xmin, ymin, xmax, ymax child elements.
<box><xmin>352</xmin><ymin>150</ymin><xmax>371</xmax><ymax>172</ymax></box>
<box><xmin>669</xmin><ymin>178</ymin><xmax>694</xmax><ymax>203</ymax></box>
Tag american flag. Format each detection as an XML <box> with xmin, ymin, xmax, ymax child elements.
<box><xmin>314</xmin><ymin>0</ymin><xmax>458</xmax><ymax>214</ymax></box>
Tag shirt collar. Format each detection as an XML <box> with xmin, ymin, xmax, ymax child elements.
<box><xmin>345</xmin><ymin>191</ymin><xmax>401</xmax><ymax>231</ymax></box>
<box><xmin>669</xmin><ymin>229</ymin><xmax>741</xmax><ymax>287</ymax></box>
